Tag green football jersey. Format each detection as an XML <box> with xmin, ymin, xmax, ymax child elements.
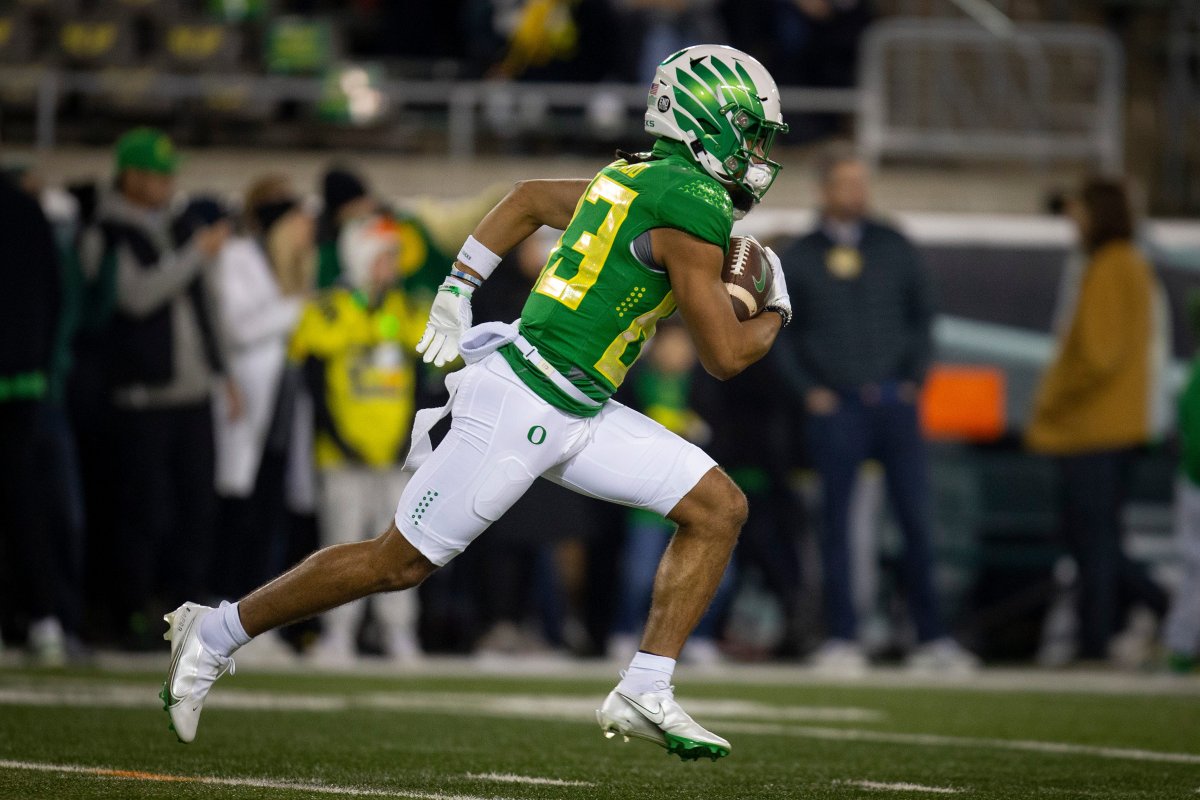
<box><xmin>499</xmin><ymin>144</ymin><xmax>734</xmax><ymax>417</ymax></box>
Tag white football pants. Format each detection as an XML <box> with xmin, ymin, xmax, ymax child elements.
<box><xmin>394</xmin><ymin>352</ymin><xmax>716</xmax><ymax>566</ymax></box>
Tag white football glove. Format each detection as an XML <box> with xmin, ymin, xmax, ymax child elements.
<box><xmin>416</xmin><ymin>278</ymin><xmax>474</xmax><ymax>367</ymax></box>
<box><xmin>763</xmin><ymin>246</ymin><xmax>792</xmax><ymax>326</ymax></box>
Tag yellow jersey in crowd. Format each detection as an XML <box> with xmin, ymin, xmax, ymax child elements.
<box><xmin>289</xmin><ymin>287</ymin><xmax>425</xmax><ymax>469</ymax></box>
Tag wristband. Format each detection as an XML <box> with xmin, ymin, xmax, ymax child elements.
<box><xmin>455</xmin><ymin>235</ymin><xmax>502</xmax><ymax>279</ymax></box>
<box><xmin>449</xmin><ymin>268</ymin><xmax>483</xmax><ymax>289</ymax></box>
<box><xmin>764</xmin><ymin>305</ymin><xmax>791</xmax><ymax>327</ymax></box>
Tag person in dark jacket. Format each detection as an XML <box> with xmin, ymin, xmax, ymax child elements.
<box><xmin>76</xmin><ymin>128</ymin><xmax>234</xmax><ymax>647</ymax></box>
<box><xmin>0</xmin><ymin>172</ymin><xmax>63</xmax><ymax>662</ymax></box>
<box><xmin>776</xmin><ymin>146</ymin><xmax>976</xmax><ymax>674</ymax></box>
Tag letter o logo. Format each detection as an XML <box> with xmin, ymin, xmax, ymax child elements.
<box><xmin>527</xmin><ymin>425</ymin><xmax>547</xmax><ymax>445</ymax></box>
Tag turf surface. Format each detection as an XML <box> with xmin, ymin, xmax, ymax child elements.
<box><xmin>0</xmin><ymin>662</ymin><xmax>1197</xmax><ymax>799</ymax></box>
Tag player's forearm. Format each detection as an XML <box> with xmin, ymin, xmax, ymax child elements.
<box><xmin>456</xmin><ymin>179</ymin><xmax>587</xmax><ymax>277</ymax></box>
<box><xmin>729</xmin><ymin>312</ymin><xmax>783</xmax><ymax>374</ymax></box>
<box><xmin>696</xmin><ymin>312</ymin><xmax>782</xmax><ymax>380</ymax></box>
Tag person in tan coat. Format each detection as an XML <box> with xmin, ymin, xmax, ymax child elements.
<box><xmin>1027</xmin><ymin>177</ymin><xmax>1169</xmax><ymax>662</ymax></box>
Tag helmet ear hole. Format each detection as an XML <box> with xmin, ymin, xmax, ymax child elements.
<box><xmin>697</xmin><ymin>118</ymin><xmax>720</xmax><ymax>136</ymax></box>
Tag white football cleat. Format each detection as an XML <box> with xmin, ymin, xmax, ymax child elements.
<box><xmin>904</xmin><ymin>638</ymin><xmax>981</xmax><ymax>676</ymax></box>
<box><xmin>160</xmin><ymin>602</ymin><xmax>235</xmax><ymax>743</ymax></box>
<box><xmin>596</xmin><ymin>682</ymin><xmax>731</xmax><ymax>761</ymax></box>
<box><xmin>809</xmin><ymin>639</ymin><xmax>868</xmax><ymax>678</ymax></box>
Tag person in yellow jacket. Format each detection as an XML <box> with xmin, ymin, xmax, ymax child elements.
<box><xmin>1027</xmin><ymin>177</ymin><xmax>1170</xmax><ymax>662</ymax></box>
<box><xmin>289</xmin><ymin>215</ymin><xmax>426</xmax><ymax>665</ymax></box>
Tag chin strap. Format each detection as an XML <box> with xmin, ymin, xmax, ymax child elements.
<box><xmin>683</xmin><ymin>131</ymin><xmax>730</xmax><ymax>186</ymax></box>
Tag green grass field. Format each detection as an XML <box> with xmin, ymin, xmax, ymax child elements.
<box><xmin>0</xmin><ymin>659</ymin><xmax>1198</xmax><ymax>799</ymax></box>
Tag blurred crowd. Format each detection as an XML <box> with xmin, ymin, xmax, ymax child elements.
<box><xmin>1</xmin><ymin>127</ymin><xmax>1198</xmax><ymax>679</ymax></box>
<box><xmin>6</xmin><ymin>0</ymin><xmax>871</xmax><ymax>86</ymax></box>
<box><xmin>277</xmin><ymin>0</ymin><xmax>870</xmax><ymax>88</ymax></box>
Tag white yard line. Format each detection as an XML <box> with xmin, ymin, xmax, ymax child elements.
<box><xmin>0</xmin><ymin>684</ymin><xmax>882</xmax><ymax>722</ymax></box>
<box><xmin>3</xmin><ymin>683</ymin><xmax>1198</xmax><ymax>768</ymax></box>
<box><xmin>721</xmin><ymin>722</ymin><xmax>1200</xmax><ymax>766</ymax></box>
<box><xmin>0</xmin><ymin>685</ymin><xmax>351</xmax><ymax>711</ymax></box>
<box><xmin>836</xmin><ymin>780</ymin><xmax>961</xmax><ymax>794</ymax></box>
<box><xmin>60</xmin><ymin>651</ymin><xmax>1200</xmax><ymax>697</ymax></box>
<box><xmin>463</xmin><ymin>773</ymin><xmax>593</xmax><ymax>787</ymax></box>
<box><xmin>0</xmin><ymin>759</ymin><xmax>514</xmax><ymax>800</ymax></box>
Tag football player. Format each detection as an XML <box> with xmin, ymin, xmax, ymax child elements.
<box><xmin>162</xmin><ymin>44</ymin><xmax>791</xmax><ymax>761</ymax></box>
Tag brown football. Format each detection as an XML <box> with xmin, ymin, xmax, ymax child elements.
<box><xmin>722</xmin><ymin>235</ymin><xmax>773</xmax><ymax>320</ymax></box>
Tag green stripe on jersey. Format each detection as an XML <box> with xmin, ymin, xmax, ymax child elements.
<box><xmin>498</xmin><ymin>343</ymin><xmax>603</xmax><ymax>418</ymax></box>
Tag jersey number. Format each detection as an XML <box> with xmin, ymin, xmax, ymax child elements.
<box><xmin>534</xmin><ymin>175</ymin><xmax>637</xmax><ymax>310</ymax></box>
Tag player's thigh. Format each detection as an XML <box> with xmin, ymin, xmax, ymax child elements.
<box><xmin>394</xmin><ymin>357</ymin><xmax>576</xmax><ymax>566</ymax></box>
<box><xmin>544</xmin><ymin>402</ymin><xmax>716</xmax><ymax>516</ymax></box>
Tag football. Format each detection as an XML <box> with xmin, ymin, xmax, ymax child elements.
<box><xmin>722</xmin><ymin>235</ymin><xmax>774</xmax><ymax>320</ymax></box>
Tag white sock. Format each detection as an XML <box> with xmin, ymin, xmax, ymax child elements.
<box><xmin>198</xmin><ymin>601</ymin><xmax>252</xmax><ymax>659</ymax></box>
<box><xmin>618</xmin><ymin>650</ymin><xmax>676</xmax><ymax>695</ymax></box>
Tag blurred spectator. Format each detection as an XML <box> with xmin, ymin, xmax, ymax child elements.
<box><xmin>771</xmin><ymin>0</ymin><xmax>870</xmax><ymax>88</ymax></box>
<box><xmin>1164</xmin><ymin>291</ymin><xmax>1200</xmax><ymax>674</ymax></box>
<box><xmin>486</xmin><ymin>0</ymin><xmax>581</xmax><ymax>79</ymax></box>
<box><xmin>614</xmin><ymin>0</ymin><xmax>727</xmax><ymax>83</ymax></box>
<box><xmin>212</xmin><ymin>175</ymin><xmax>310</xmax><ymax>609</ymax></box>
<box><xmin>776</xmin><ymin>146</ymin><xmax>976</xmax><ymax>674</ymax></box>
<box><xmin>461</xmin><ymin>0</ymin><xmax>620</xmax><ymax>82</ymax></box>
<box><xmin>463</xmin><ymin>234</ymin><xmax>597</xmax><ymax>656</ymax></box>
<box><xmin>85</xmin><ymin>128</ymin><xmax>233</xmax><ymax>648</ymax></box>
<box><xmin>608</xmin><ymin>323</ymin><xmax>732</xmax><ymax>665</ymax></box>
<box><xmin>769</xmin><ymin>0</ymin><xmax>871</xmax><ymax>140</ymax></box>
<box><xmin>5</xmin><ymin>167</ymin><xmax>94</xmax><ymax>662</ymax></box>
<box><xmin>0</xmin><ymin>171</ymin><xmax>64</xmax><ymax>663</ymax></box>
<box><xmin>693</xmin><ymin>345</ymin><xmax>806</xmax><ymax>659</ymax></box>
<box><xmin>316</xmin><ymin>166</ymin><xmax>377</xmax><ymax>290</ymax></box>
<box><xmin>315</xmin><ymin>163</ymin><xmax>505</xmax><ymax>304</ymax></box>
<box><xmin>30</xmin><ymin>166</ymin><xmax>90</xmax><ymax>663</ymax></box>
<box><xmin>69</xmin><ymin>173</ymin><xmax>124</xmax><ymax>643</ymax></box>
<box><xmin>1027</xmin><ymin>177</ymin><xmax>1170</xmax><ymax>664</ymax></box>
<box><xmin>394</xmin><ymin>186</ymin><xmax>511</xmax><ymax>302</ymax></box>
<box><xmin>290</xmin><ymin>216</ymin><xmax>426</xmax><ymax>664</ymax></box>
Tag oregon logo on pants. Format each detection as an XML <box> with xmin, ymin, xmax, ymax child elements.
<box><xmin>527</xmin><ymin>425</ymin><xmax>547</xmax><ymax>445</ymax></box>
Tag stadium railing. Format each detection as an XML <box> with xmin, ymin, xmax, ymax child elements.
<box><xmin>1</xmin><ymin>69</ymin><xmax>859</xmax><ymax>154</ymax></box>
<box><xmin>856</xmin><ymin>19</ymin><xmax>1124</xmax><ymax>172</ymax></box>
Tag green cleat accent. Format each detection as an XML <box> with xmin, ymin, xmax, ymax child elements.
<box><xmin>664</xmin><ymin>732</ymin><xmax>730</xmax><ymax>762</ymax></box>
<box><xmin>159</xmin><ymin>682</ymin><xmax>185</xmax><ymax>743</ymax></box>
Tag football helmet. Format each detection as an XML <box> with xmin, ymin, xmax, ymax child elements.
<box><xmin>644</xmin><ymin>44</ymin><xmax>788</xmax><ymax>203</ymax></box>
